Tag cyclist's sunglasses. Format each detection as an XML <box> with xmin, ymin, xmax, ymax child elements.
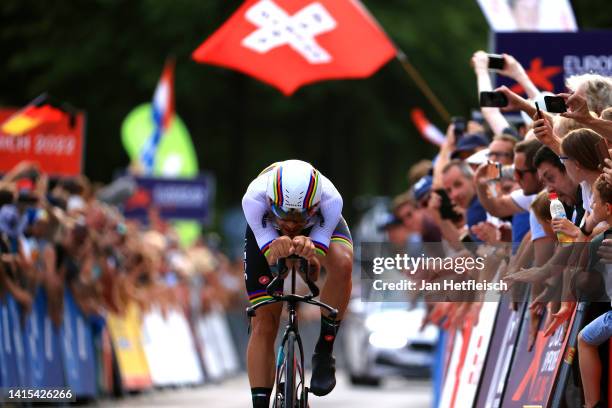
<box><xmin>271</xmin><ymin>204</ymin><xmax>310</xmax><ymax>221</ymax></box>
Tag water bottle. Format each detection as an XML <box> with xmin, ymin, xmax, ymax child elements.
<box><xmin>549</xmin><ymin>192</ymin><xmax>573</xmax><ymax>244</ymax></box>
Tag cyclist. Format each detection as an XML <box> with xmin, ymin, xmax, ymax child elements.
<box><xmin>242</xmin><ymin>159</ymin><xmax>353</xmax><ymax>408</ymax></box>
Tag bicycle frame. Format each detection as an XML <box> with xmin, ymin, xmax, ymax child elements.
<box><xmin>246</xmin><ymin>255</ymin><xmax>338</xmax><ymax>408</ymax></box>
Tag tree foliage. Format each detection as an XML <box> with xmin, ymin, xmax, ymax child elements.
<box><xmin>0</xmin><ymin>0</ymin><xmax>609</xmax><ymax>221</ymax></box>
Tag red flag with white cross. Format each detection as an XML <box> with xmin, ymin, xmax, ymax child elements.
<box><xmin>192</xmin><ymin>0</ymin><xmax>396</xmax><ymax>95</ymax></box>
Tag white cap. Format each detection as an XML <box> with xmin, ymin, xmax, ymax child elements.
<box><xmin>466</xmin><ymin>148</ymin><xmax>489</xmax><ymax>165</ymax></box>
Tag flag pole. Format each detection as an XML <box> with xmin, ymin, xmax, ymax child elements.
<box><xmin>396</xmin><ymin>50</ymin><xmax>451</xmax><ymax>123</ymax></box>
<box><xmin>352</xmin><ymin>1</ymin><xmax>451</xmax><ymax>123</ymax></box>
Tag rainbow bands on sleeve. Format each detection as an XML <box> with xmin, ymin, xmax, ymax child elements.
<box><xmin>331</xmin><ymin>232</ymin><xmax>353</xmax><ymax>250</ymax></box>
<box><xmin>248</xmin><ymin>290</ymin><xmax>273</xmax><ymax>305</ymax></box>
<box><xmin>261</xmin><ymin>240</ymin><xmax>273</xmax><ymax>257</ymax></box>
<box><xmin>313</xmin><ymin>240</ymin><xmax>329</xmax><ymax>256</ymax></box>
<box><xmin>303</xmin><ymin>169</ymin><xmax>319</xmax><ymax>209</ymax></box>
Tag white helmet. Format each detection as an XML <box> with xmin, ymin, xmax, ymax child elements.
<box><xmin>266</xmin><ymin>160</ymin><xmax>321</xmax><ymax>219</ymax></box>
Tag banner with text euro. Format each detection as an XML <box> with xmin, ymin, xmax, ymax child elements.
<box><xmin>494</xmin><ymin>31</ymin><xmax>612</xmax><ymax>94</ymax></box>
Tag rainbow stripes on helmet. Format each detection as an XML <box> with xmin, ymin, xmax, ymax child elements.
<box><xmin>272</xmin><ymin>166</ymin><xmax>283</xmax><ymax>206</ymax></box>
<box><xmin>303</xmin><ymin>169</ymin><xmax>320</xmax><ymax>210</ymax></box>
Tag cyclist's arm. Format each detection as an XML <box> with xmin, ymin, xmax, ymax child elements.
<box><xmin>308</xmin><ymin>174</ymin><xmax>343</xmax><ymax>256</ymax></box>
<box><xmin>242</xmin><ymin>175</ymin><xmax>280</xmax><ymax>259</ymax></box>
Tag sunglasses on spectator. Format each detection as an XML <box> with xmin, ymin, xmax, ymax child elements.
<box><xmin>514</xmin><ymin>167</ymin><xmax>537</xmax><ymax>178</ymax></box>
<box><xmin>486</xmin><ymin>151</ymin><xmax>513</xmax><ymax>160</ymax></box>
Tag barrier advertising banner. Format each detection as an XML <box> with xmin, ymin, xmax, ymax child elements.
<box><xmin>474</xmin><ymin>296</ymin><xmax>525</xmax><ymax>408</ymax></box>
<box><xmin>61</xmin><ymin>290</ymin><xmax>97</xmax><ymax>397</ymax></box>
<box><xmin>438</xmin><ymin>302</ymin><xmax>499</xmax><ymax>408</ymax></box>
<box><xmin>7</xmin><ymin>295</ymin><xmax>28</xmax><ymax>387</ymax></box>
<box><xmin>0</xmin><ymin>109</ymin><xmax>85</xmax><ymax>176</ymax></box>
<box><xmin>500</xmin><ymin>304</ymin><xmax>577</xmax><ymax>408</ymax></box>
<box><xmin>141</xmin><ymin>307</ymin><xmax>204</xmax><ymax>386</ymax></box>
<box><xmin>24</xmin><ymin>288</ymin><xmax>46</xmax><ymax>388</ymax></box>
<box><xmin>106</xmin><ymin>303</ymin><xmax>152</xmax><ymax>391</ymax></box>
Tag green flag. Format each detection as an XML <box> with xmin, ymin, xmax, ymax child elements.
<box><xmin>121</xmin><ymin>103</ymin><xmax>203</xmax><ymax>246</ymax></box>
<box><xmin>121</xmin><ymin>103</ymin><xmax>198</xmax><ymax>177</ymax></box>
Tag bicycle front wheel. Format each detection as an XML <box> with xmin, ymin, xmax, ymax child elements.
<box><xmin>284</xmin><ymin>331</ymin><xmax>297</xmax><ymax>408</ymax></box>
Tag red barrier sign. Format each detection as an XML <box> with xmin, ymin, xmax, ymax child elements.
<box><xmin>0</xmin><ymin>108</ymin><xmax>85</xmax><ymax>176</ymax></box>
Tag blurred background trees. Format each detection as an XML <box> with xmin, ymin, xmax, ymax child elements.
<box><xmin>0</xmin><ymin>0</ymin><xmax>609</xmax><ymax>224</ymax></box>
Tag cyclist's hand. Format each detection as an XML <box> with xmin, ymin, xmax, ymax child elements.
<box><xmin>266</xmin><ymin>236</ymin><xmax>294</xmax><ymax>265</ymax></box>
<box><xmin>292</xmin><ymin>235</ymin><xmax>315</xmax><ymax>261</ymax></box>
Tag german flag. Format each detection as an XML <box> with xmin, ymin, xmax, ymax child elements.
<box><xmin>1</xmin><ymin>94</ymin><xmax>65</xmax><ymax>136</ymax></box>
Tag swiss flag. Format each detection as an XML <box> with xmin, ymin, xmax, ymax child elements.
<box><xmin>192</xmin><ymin>0</ymin><xmax>396</xmax><ymax>95</ymax></box>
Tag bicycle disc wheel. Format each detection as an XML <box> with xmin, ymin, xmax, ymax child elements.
<box><xmin>284</xmin><ymin>331</ymin><xmax>297</xmax><ymax>408</ymax></box>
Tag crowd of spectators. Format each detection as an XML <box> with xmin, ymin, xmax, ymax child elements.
<box><xmin>0</xmin><ymin>159</ymin><xmax>246</xmax><ymax>354</ymax></box>
<box><xmin>381</xmin><ymin>51</ymin><xmax>612</xmax><ymax>407</ymax></box>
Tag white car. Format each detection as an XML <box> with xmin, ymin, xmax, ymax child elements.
<box><xmin>342</xmin><ymin>298</ymin><xmax>439</xmax><ymax>386</ymax></box>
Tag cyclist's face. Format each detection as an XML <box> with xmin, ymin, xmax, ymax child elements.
<box><xmin>277</xmin><ymin>216</ymin><xmax>306</xmax><ymax>237</ymax></box>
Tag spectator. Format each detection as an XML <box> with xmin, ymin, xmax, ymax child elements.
<box><xmin>406</xmin><ymin>159</ymin><xmax>433</xmax><ymax>187</ymax></box>
<box><xmin>560</xmin><ymin>129</ymin><xmax>606</xmax><ymax>238</ymax></box>
<box><xmin>486</xmin><ymin>134</ymin><xmax>516</xmax><ymax>165</ymax></box>
<box><xmin>566</xmin><ymin>74</ymin><xmax>612</xmax><ymax>116</ymax></box>
<box><xmin>577</xmin><ymin>175</ymin><xmax>612</xmax><ymax>408</ymax></box>
<box><xmin>450</xmin><ymin>133</ymin><xmax>489</xmax><ymax>160</ymax></box>
<box><xmin>441</xmin><ymin>160</ymin><xmax>487</xmax><ymax>241</ymax></box>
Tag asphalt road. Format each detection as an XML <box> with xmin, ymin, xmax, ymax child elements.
<box><xmin>100</xmin><ymin>372</ymin><xmax>432</xmax><ymax>408</ymax></box>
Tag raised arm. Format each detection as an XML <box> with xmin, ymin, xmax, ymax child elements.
<box><xmin>473</xmin><ymin>163</ymin><xmax>523</xmax><ymax>218</ymax></box>
<box><xmin>497</xmin><ymin>53</ymin><xmax>540</xmax><ymax>99</ymax></box>
<box><xmin>472</xmin><ymin>51</ymin><xmax>510</xmax><ymax>135</ymax></box>
<box><xmin>560</xmin><ymin>92</ymin><xmax>612</xmax><ymax>142</ymax></box>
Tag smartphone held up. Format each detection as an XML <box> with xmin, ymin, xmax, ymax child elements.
<box><xmin>484</xmin><ymin>161</ymin><xmax>515</xmax><ymax>181</ymax></box>
<box><xmin>544</xmin><ymin>96</ymin><xmax>567</xmax><ymax>113</ymax></box>
<box><xmin>480</xmin><ymin>91</ymin><xmax>508</xmax><ymax>108</ymax></box>
<box><xmin>487</xmin><ymin>53</ymin><xmax>505</xmax><ymax>70</ymax></box>
<box><xmin>434</xmin><ymin>188</ymin><xmax>462</xmax><ymax>222</ymax></box>
<box><xmin>451</xmin><ymin>116</ymin><xmax>466</xmax><ymax>139</ymax></box>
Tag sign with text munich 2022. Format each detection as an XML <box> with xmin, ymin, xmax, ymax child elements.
<box><xmin>495</xmin><ymin>31</ymin><xmax>612</xmax><ymax>94</ymax></box>
<box><xmin>0</xmin><ymin>108</ymin><xmax>85</xmax><ymax>176</ymax></box>
<box><xmin>123</xmin><ymin>175</ymin><xmax>214</xmax><ymax>224</ymax></box>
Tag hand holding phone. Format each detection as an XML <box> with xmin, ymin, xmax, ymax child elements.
<box><xmin>487</xmin><ymin>54</ymin><xmax>505</xmax><ymax>70</ymax></box>
<box><xmin>434</xmin><ymin>189</ymin><xmax>462</xmax><ymax>222</ymax></box>
<box><xmin>451</xmin><ymin>116</ymin><xmax>466</xmax><ymax>139</ymax></box>
<box><xmin>544</xmin><ymin>96</ymin><xmax>567</xmax><ymax>113</ymax></box>
<box><xmin>485</xmin><ymin>161</ymin><xmax>502</xmax><ymax>180</ymax></box>
<box><xmin>480</xmin><ymin>91</ymin><xmax>508</xmax><ymax>108</ymax></box>
<box><xmin>535</xmin><ymin>102</ymin><xmax>542</xmax><ymax>120</ymax></box>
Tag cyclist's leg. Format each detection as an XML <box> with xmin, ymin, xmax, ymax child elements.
<box><xmin>311</xmin><ymin>218</ymin><xmax>353</xmax><ymax>396</ymax></box>
<box><xmin>244</xmin><ymin>226</ymin><xmax>282</xmax><ymax>407</ymax></box>
<box><xmin>248</xmin><ymin>303</ymin><xmax>283</xmax><ymax>404</ymax></box>
<box><xmin>318</xmin><ymin>217</ymin><xmax>353</xmax><ymax>320</ymax></box>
